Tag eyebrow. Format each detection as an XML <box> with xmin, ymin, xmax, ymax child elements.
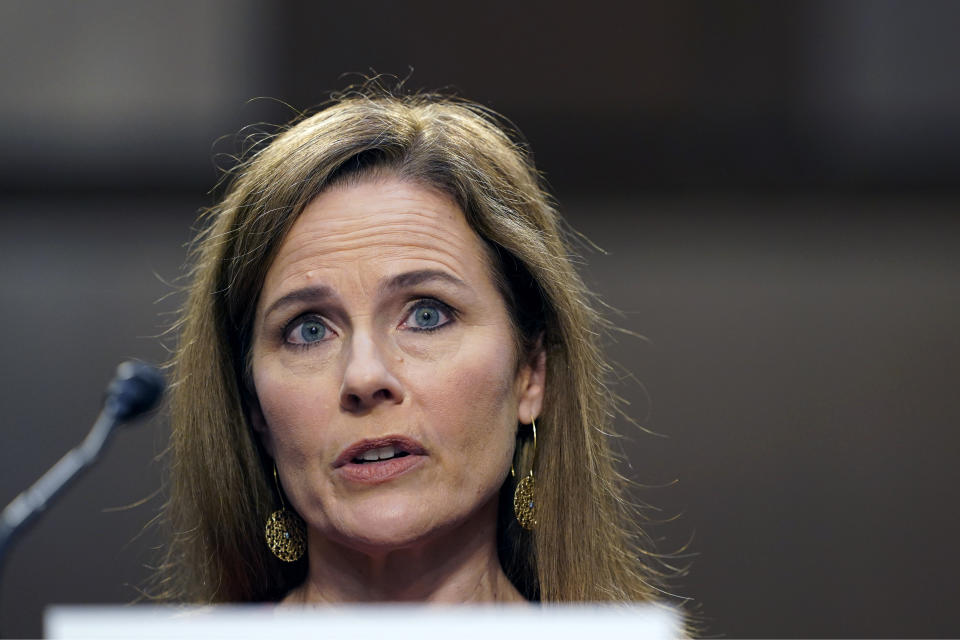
<box><xmin>263</xmin><ymin>284</ymin><xmax>336</xmax><ymax>319</ymax></box>
<box><xmin>262</xmin><ymin>269</ymin><xmax>468</xmax><ymax>319</ymax></box>
<box><xmin>378</xmin><ymin>269</ymin><xmax>468</xmax><ymax>295</ymax></box>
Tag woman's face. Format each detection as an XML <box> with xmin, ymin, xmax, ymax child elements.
<box><xmin>250</xmin><ymin>176</ymin><xmax>544</xmax><ymax>553</ymax></box>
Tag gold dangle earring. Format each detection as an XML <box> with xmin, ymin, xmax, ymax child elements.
<box><xmin>264</xmin><ymin>464</ymin><xmax>306</xmax><ymax>562</ymax></box>
<box><xmin>511</xmin><ymin>418</ymin><xmax>537</xmax><ymax>530</ymax></box>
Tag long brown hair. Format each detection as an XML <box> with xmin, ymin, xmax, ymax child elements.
<box><xmin>159</xmin><ymin>84</ymin><xmax>676</xmax><ymax>606</ymax></box>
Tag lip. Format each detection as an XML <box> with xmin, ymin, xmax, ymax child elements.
<box><xmin>334</xmin><ymin>435</ymin><xmax>428</xmax><ymax>467</ymax></box>
<box><xmin>333</xmin><ymin>435</ymin><xmax>428</xmax><ymax>484</ymax></box>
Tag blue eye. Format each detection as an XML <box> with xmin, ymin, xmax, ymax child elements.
<box><xmin>300</xmin><ymin>320</ymin><xmax>326</xmax><ymax>342</ymax></box>
<box><xmin>413</xmin><ymin>306</ymin><xmax>441</xmax><ymax>328</ymax></box>
<box><xmin>404</xmin><ymin>300</ymin><xmax>452</xmax><ymax>330</ymax></box>
<box><xmin>287</xmin><ymin>317</ymin><xmax>328</xmax><ymax>345</ymax></box>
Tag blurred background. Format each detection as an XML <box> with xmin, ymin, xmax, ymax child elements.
<box><xmin>1</xmin><ymin>0</ymin><xmax>959</xmax><ymax>636</ymax></box>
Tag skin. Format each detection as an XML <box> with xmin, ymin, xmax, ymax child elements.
<box><xmin>250</xmin><ymin>176</ymin><xmax>545</xmax><ymax>603</ymax></box>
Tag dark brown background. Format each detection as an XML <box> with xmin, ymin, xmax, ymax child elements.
<box><xmin>2</xmin><ymin>1</ymin><xmax>959</xmax><ymax>637</ymax></box>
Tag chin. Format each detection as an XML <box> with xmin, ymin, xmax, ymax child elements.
<box><xmin>321</xmin><ymin>498</ymin><xmax>466</xmax><ymax>553</ymax></box>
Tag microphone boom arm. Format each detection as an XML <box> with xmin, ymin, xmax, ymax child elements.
<box><xmin>0</xmin><ymin>361</ymin><xmax>164</xmax><ymax>564</ymax></box>
<box><xmin>0</xmin><ymin>408</ymin><xmax>117</xmax><ymax>558</ymax></box>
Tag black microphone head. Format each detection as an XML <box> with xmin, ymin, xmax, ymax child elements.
<box><xmin>104</xmin><ymin>360</ymin><xmax>166</xmax><ymax>422</ymax></box>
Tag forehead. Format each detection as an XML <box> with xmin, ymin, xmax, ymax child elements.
<box><xmin>261</xmin><ymin>177</ymin><xmax>494</xmax><ymax>297</ymax></box>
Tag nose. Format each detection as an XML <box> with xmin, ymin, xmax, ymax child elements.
<box><xmin>339</xmin><ymin>332</ymin><xmax>405</xmax><ymax>413</ymax></box>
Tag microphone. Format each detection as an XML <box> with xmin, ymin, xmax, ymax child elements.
<box><xmin>104</xmin><ymin>361</ymin><xmax>165</xmax><ymax>422</ymax></box>
<box><xmin>0</xmin><ymin>361</ymin><xmax>165</xmax><ymax>564</ymax></box>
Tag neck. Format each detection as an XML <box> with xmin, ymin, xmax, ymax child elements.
<box><xmin>285</xmin><ymin>498</ymin><xmax>525</xmax><ymax>604</ymax></box>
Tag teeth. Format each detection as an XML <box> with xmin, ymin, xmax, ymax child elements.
<box><xmin>360</xmin><ymin>445</ymin><xmax>397</xmax><ymax>461</ymax></box>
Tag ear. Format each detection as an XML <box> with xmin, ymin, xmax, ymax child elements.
<box><xmin>516</xmin><ymin>339</ymin><xmax>547</xmax><ymax>424</ymax></box>
<box><xmin>248</xmin><ymin>393</ymin><xmax>275</xmax><ymax>458</ymax></box>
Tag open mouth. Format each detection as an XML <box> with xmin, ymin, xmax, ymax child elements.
<box><xmin>335</xmin><ymin>436</ymin><xmax>426</xmax><ymax>483</ymax></box>
<box><xmin>351</xmin><ymin>445</ymin><xmax>411</xmax><ymax>464</ymax></box>
<box><xmin>334</xmin><ymin>436</ymin><xmax>427</xmax><ymax>469</ymax></box>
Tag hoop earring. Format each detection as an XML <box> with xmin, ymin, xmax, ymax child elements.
<box><xmin>264</xmin><ymin>464</ymin><xmax>306</xmax><ymax>562</ymax></box>
<box><xmin>511</xmin><ymin>418</ymin><xmax>537</xmax><ymax>530</ymax></box>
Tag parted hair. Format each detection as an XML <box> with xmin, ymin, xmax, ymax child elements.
<box><xmin>159</xmin><ymin>84</ymin><xmax>672</xmax><ymax>605</ymax></box>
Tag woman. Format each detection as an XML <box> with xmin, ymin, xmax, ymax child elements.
<box><xmin>161</xmin><ymin>86</ymin><xmax>675</xmax><ymax>606</ymax></box>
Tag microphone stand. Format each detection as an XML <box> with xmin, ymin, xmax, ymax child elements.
<box><xmin>0</xmin><ymin>408</ymin><xmax>123</xmax><ymax>561</ymax></box>
<box><xmin>0</xmin><ymin>361</ymin><xmax>164</xmax><ymax>625</ymax></box>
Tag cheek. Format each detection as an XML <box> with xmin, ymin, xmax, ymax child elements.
<box><xmin>415</xmin><ymin>336</ymin><xmax>519</xmax><ymax>453</ymax></box>
<box><xmin>254</xmin><ymin>363</ymin><xmax>338</xmax><ymax>457</ymax></box>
